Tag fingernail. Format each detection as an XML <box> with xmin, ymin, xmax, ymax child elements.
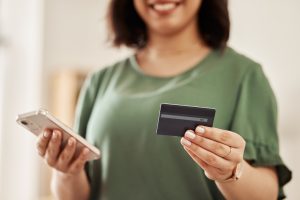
<box><xmin>43</xmin><ymin>131</ymin><xmax>49</xmax><ymax>138</ymax></box>
<box><xmin>196</xmin><ymin>126</ymin><xmax>205</xmax><ymax>134</ymax></box>
<box><xmin>52</xmin><ymin>131</ymin><xmax>57</xmax><ymax>139</ymax></box>
<box><xmin>55</xmin><ymin>130</ymin><xmax>61</xmax><ymax>138</ymax></box>
<box><xmin>83</xmin><ymin>148</ymin><xmax>89</xmax><ymax>155</ymax></box>
<box><xmin>185</xmin><ymin>130</ymin><xmax>196</xmax><ymax>140</ymax></box>
<box><xmin>68</xmin><ymin>138</ymin><xmax>74</xmax><ymax>146</ymax></box>
<box><xmin>181</xmin><ymin>138</ymin><xmax>191</xmax><ymax>146</ymax></box>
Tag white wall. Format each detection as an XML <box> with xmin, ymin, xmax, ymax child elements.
<box><xmin>0</xmin><ymin>35</ymin><xmax>5</xmax><ymax>200</ymax></box>
<box><xmin>229</xmin><ymin>1</ymin><xmax>300</xmax><ymax>199</ymax></box>
<box><xmin>43</xmin><ymin>0</ymin><xmax>130</xmax><ymax>73</ymax></box>
<box><xmin>0</xmin><ymin>0</ymin><xmax>44</xmax><ymax>199</ymax></box>
<box><xmin>0</xmin><ymin>7</ymin><xmax>5</xmax><ymax>194</ymax></box>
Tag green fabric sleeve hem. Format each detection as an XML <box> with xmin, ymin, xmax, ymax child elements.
<box><xmin>243</xmin><ymin>139</ymin><xmax>292</xmax><ymax>199</ymax></box>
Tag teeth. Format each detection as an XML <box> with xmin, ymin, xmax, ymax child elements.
<box><xmin>153</xmin><ymin>3</ymin><xmax>177</xmax><ymax>11</ymax></box>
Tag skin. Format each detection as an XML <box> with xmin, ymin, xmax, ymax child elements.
<box><xmin>36</xmin><ymin>129</ymin><xmax>90</xmax><ymax>200</ymax></box>
<box><xmin>181</xmin><ymin>127</ymin><xmax>278</xmax><ymax>200</ymax></box>
<box><xmin>36</xmin><ymin>0</ymin><xmax>279</xmax><ymax>199</ymax></box>
<box><xmin>134</xmin><ymin>0</ymin><xmax>211</xmax><ymax>77</ymax></box>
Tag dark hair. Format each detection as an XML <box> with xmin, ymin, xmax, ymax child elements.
<box><xmin>107</xmin><ymin>0</ymin><xmax>230</xmax><ymax>49</ymax></box>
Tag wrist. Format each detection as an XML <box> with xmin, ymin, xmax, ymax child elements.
<box><xmin>53</xmin><ymin>168</ymin><xmax>86</xmax><ymax>181</ymax></box>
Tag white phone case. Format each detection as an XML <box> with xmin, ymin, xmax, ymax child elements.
<box><xmin>16</xmin><ymin>109</ymin><xmax>100</xmax><ymax>161</ymax></box>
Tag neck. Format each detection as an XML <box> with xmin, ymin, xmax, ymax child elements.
<box><xmin>142</xmin><ymin>20</ymin><xmax>207</xmax><ymax>57</ymax></box>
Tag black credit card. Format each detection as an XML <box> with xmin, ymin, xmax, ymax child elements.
<box><xmin>156</xmin><ymin>103</ymin><xmax>216</xmax><ymax>137</ymax></box>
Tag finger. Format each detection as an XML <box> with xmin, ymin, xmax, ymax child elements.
<box><xmin>183</xmin><ymin>147</ymin><xmax>208</xmax><ymax>169</ymax></box>
<box><xmin>56</xmin><ymin>138</ymin><xmax>77</xmax><ymax>171</ymax></box>
<box><xmin>181</xmin><ymin>137</ymin><xmax>233</xmax><ymax>171</ymax></box>
<box><xmin>184</xmin><ymin>147</ymin><xmax>230</xmax><ymax>181</ymax></box>
<box><xmin>44</xmin><ymin>130</ymin><xmax>62</xmax><ymax>167</ymax></box>
<box><xmin>204</xmin><ymin>168</ymin><xmax>230</xmax><ymax>181</ymax></box>
<box><xmin>184</xmin><ymin>130</ymin><xmax>242</xmax><ymax>162</ymax></box>
<box><xmin>36</xmin><ymin>129</ymin><xmax>52</xmax><ymax>157</ymax></box>
<box><xmin>68</xmin><ymin>148</ymin><xmax>89</xmax><ymax>174</ymax></box>
<box><xmin>194</xmin><ymin>126</ymin><xmax>246</xmax><ymax>148</ymax></box>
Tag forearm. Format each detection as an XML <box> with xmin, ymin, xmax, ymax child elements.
<box><xmin>51</xmin><ymin>169</ymin><xmax>90</xmax><ymax>200</ymax></box>
<box><xmin>216</xmin><ymin>160</ymin><xmax>278</xmax><ymax>200</ymax></box>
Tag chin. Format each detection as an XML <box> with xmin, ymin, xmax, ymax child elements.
<box><xmin>148</xmin><ymin>20</ymin><xmax>193</xmax><ymax>36</ymax></box>
<box><xmin>151</xmin><ymin>27</ymin><xmax>183</xmax><ymax>36</ymax></box>
<box><xmin>134</xmin><ymin>0</ymin><xmax>201</xmax><ymax>37</ymax></box>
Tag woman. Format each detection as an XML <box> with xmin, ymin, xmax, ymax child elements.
<box><xmin>36</xmin><ymin>0</ymin><xmax>291</xmax><ymax>199</ymax></box>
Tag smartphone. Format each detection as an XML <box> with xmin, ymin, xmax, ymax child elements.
<box><xmin>16</xmin><ymin>109</ymin><xmax>100</xmax><ymax>161</ymax></box>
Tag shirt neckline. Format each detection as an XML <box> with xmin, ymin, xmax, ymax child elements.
<box><xmin>129</xmin><ymin>49</ymin><xmax>218</xmax><ymax>80</ymax></box>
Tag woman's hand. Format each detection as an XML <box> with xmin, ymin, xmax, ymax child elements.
<box><xmin>36</xmin><ymin>129</ymin><xmax>90</xmax><ymax>175</ymax></box>
<box><xmin>180</xmin><ymin>126</ymin><xmax>246</xmax><ymax>182</ymax></box>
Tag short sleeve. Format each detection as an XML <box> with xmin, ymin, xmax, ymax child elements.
<box><xmin>74</xmin><ymin>72</ymin><xmax>99</xmax><ymax>137</ymax></box>
<box><xmin>229</xmin><ymin>64</ymin><xmax>292</xmax><ymax>199</ymax></box>
<box><xmin>73</xmin><ymin>68</ymin><xmax>108</xmax><ymax>137</ymax></box>
<box><xmin>73</xmin><ymin>69</ymin><xmax>108</xmax><ymax>199</ymax></box>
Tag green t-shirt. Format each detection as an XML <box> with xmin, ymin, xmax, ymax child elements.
<box><xmin>74</xmin><ymin>47</ymin><xmax>291</xmax><ymax>200</ymax></box>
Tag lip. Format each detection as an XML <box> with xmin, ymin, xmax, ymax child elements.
<box><xmin>147</xmin><ymin>0</ymin><xmax>182</xmax><ymax>4</ymax></box>
<box><xmin>147</xmin><ymin>0</ymin><xmax>183</xmax><ymax>15</ymax></box>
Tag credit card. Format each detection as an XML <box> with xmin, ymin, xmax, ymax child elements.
<box><xmin>156</xmin><ymin>103</ymin><xmax>216</xmax><ymax>137</ymax></box>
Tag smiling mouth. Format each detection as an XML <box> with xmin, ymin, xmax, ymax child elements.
<box><xmin>148</xmin><ymin>1</ymin><xmax>182</xmax><ymax>13</ymax></box>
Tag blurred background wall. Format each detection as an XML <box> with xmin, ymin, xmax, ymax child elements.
<box><xmin>0</xmin><ymin>0</ymin><xmax>299</xmax><ymax>199</ymax></box>
<box><xmin>0</xmin><ymin>0</ymin><xmax>44</xmax><ymax>199</ymax></box>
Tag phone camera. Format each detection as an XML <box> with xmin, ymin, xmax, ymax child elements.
<box><xmin>20</xmin><ymin>120</ymin><xmax>28</xmax><ymax>126</ymax></box>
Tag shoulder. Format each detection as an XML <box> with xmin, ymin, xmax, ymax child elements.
<box><xmin>86</xmin><ymin>56</ymin><xmax>132</xmax><ymax>85</ymax></box>
<box><xmin>222</xmin><ymin>47</ymin><xmax>275</xmax><ymax>97</ymax></box>
<box><xmin>225</xmin><ymin>47</ymin><xmax>264</xmax><ymax>72</ymax></box>
<box><xmin>217</xmin><ymin>47</ymin><xmax>265</xmax><ymax>81</ymax></box>
<box><xmin>223</xmin><ymin>47</ymin><xmax>262</xmax><ymax>70</ymax></box>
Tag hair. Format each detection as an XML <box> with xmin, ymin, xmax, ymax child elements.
<box><xmin>107</xmin><ymin>0</ymin><xmax>230</xmax><ymax>50</ymax></box>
